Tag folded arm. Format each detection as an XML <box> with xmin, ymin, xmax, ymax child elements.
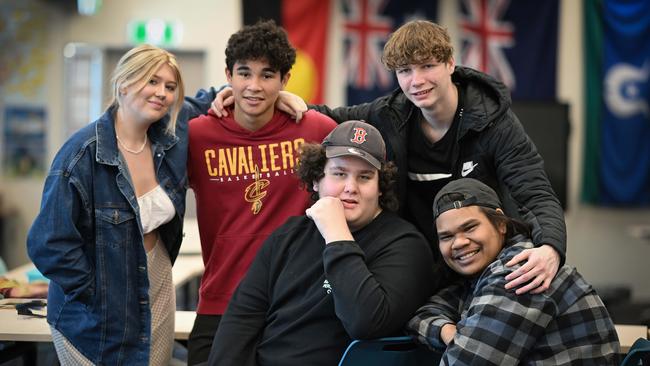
<box><xmin>406</xmin><ymin>282</ymin><xmax>465</xmax><ymax>351</ymax></box>
<box><xmin>491</xmin><ymin>118</ymin><xmax>565</xmax><ymax>293</ymax></box>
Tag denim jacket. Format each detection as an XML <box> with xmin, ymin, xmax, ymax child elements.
<box><xmin>27</xmin><ymin>89</ymin><xmax>215</xmax><ymax>365</ymax></box>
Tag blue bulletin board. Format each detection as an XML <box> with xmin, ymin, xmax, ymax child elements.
<box><xmin>2</xmin><ymin>106</ymin><xmax>46</xmax><ymax>177</ymax></box>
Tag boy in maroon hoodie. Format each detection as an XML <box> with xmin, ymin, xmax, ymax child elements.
<box><xmin>186</xmin><ymin>20</ymin><xmax>336</xmax><ymax>364</ymax></box>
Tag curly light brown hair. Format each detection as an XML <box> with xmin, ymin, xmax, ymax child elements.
<box><xmin>296</xmin><ymin>143</ymin><xmax>399</xmax><ymax>212</ymax></box>
<box><xmin>382</xmin><ymin>20</ymin><xmax>454</xmax><ymax>71</ymax></box>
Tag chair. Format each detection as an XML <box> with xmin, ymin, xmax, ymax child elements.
<box><xmin>621</xmin><ymin>338</ymin><xmax>650</xmax><ymax>366</ymax></box>
<box><xmin>338</xmin><ymin>336</ymin><xmax>442</xmax><ymax>366</ymax></box>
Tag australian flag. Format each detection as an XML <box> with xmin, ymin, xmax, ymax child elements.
<box><xmin>343</xmin><ymin>0</ymin><xmax>438</xmax><ymax>105</ymax></box>
<box><xmin>459</xmin><ymin>0</ymin><xmax>559</xmax><ymax>100</ymax></box>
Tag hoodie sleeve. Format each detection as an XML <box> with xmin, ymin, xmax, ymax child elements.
<box><xmin>490</xmin><ymin>112</ymin><xmax>567</xmax><ymax>263</ymax></box>
<box><xmin>309</xmin><ymin>97</ymin><xmax>384</xmax><ymax>125</ymax></box>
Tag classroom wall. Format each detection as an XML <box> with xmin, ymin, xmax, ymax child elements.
<box><xmin>1</xmin><ymin>0</ymin><xmax>241</xmax><ymax>268</ymax></box>
<box><xmin>1</xmin><ymin>0</ymin><xmax>649</xmax><ymax>300</ymax></box>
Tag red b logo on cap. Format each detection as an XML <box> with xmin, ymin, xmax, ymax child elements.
<box><xmin>350</xmin><ymin>127</ymin><xmax>367</xmax><ymax>144</ymax></box>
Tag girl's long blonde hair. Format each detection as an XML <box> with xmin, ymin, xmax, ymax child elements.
<box><xmin>107</xmin><ymin>44</ymin><xmax>185</xmax><ymax>134</ymax></box>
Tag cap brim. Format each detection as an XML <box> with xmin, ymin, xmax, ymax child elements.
<box><xmin>325</xmin><ymin>146</ymin><xmax>381</xmax><ymax>170</ymax></box>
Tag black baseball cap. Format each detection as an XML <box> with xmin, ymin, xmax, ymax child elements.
<box><xmin>433</xmin><ymin>178</ymin><xmax>502</xmax><ymax>219</ymax></box>
<box><xmin>322</xmin><ymin>120</ymin><xmax>386</xmax><ymax>170</ymax></box>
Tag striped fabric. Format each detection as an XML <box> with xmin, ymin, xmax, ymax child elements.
<box><xmin>51</xmin><ymin>326</ymin><xmax>95</xmax><ymax>365</ymax></box>
<box><xmin>146</xmin><ymin>240</ymin><xmax>175</xmax><ymax>366</ymax></box>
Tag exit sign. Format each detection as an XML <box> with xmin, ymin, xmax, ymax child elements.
<box><xmin>128</xmin><ymin>20</ymin><xmax>183</xmax><ymax>46</ymax></box>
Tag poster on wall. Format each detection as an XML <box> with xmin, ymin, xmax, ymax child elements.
<box><xmin>2</xmin><ymin>106</ymin><xmax>46</xmax><ymax>177</ymax></box>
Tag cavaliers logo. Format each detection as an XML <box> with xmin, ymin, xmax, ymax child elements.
<box><xmin>244</xmin><ymin>165</ymin><xmax>270</xmax><ymax>214</ymax></box>
<box><xmin>350</xmin><ymin>127</ymin><xmax>368</xmax><ymax>144</ymax></box>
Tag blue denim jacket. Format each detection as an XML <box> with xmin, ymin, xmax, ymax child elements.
<box><xmin>27</xmin><ymin>89</ymin><xmax>215</xmax><ymax>365</ymax></box>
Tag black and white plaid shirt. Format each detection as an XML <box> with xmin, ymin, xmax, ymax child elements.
<box><xmin>407</xmin><ymin>239</ymin><xmax>620</xmax><ymax>365</ymax></box>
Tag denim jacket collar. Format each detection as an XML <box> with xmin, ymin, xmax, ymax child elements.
<box><xmin>95</xmin><ymin>106</ymin><xmax>179</xmax><ymax>166</ymax></box>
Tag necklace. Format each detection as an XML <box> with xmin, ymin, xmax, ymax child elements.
<box><xmin>116</xmin><ymin>133</ymin><xmax>148</xmax><ymax>154</ymax></box>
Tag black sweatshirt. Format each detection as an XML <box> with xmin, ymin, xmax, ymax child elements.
<box><xmin>208</xmin><ymin>211</ymin><xmax>437</xmax><ymax>366</ymax></box>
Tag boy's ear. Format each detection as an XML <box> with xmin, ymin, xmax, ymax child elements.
<box><xmin>281</xmin><ymin>72</ymin><xmax>291</xmax><ymax>88</ymax></box>
<box><xmin>225</xmin><ymin>67</ymin><xmax>232</xmax><ymax>83</ymax></box>
<box><xmin>446</xmin><ymin>57</ymin><xmax>456</xmax><ymax>74</ymax></box>
<box><xmin>498</xmin><ymin>222</ymin><xmax>507</xmax><ymax>236</ymax></box>
<box><xmin>495</xmin><ymin>208</ymin><xmax>507</xmax><ymax>235</ymax></box>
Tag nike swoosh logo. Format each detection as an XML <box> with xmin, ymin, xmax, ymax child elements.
<box><xmin>461</xmin><ymin>163</ymin><xmax>478</xmax><ymax>177</ymax></box>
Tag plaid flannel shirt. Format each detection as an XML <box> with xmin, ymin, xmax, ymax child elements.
<box><xmin>407</xmin><ymin>238</ymin><xmax>620</xmax><ymax>365</ymax></box>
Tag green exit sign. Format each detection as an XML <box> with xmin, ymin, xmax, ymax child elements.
<box><xmin>128</xmin><ymin>20</ymin><xmax>183</xmax><ymax>46</ymax></box>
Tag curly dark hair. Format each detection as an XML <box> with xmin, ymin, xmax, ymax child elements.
<box><xmin>296</xmin><ymin>143</ymin><xmax>399</xmax><ymax>212</ymax></box>
<box><xmin>225</xmin><ymin>20</ymin><xmax>296</xmax><ymax>77</ymax></box>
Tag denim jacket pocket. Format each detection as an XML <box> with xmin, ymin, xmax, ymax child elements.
<box><xmin>96</xmin><ymin>207</ymin><xmax>137</xmax><ymax>249</ymax></box>
<box><xmin>63</xmin><ymin>283</ymin><xmax>95</xmax><ymax>309</ymax></box>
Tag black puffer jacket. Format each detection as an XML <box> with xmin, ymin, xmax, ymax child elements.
<box><xmin>312</xmin><ymin>66</ymin><xmax>566</xmax><ymax>262</ymax></box>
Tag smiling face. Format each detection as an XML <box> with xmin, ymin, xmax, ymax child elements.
<box><xmin>436</xmin><ymin>205</ymin><xmax>506</xmax><ymax>277</ymax></box>
<box><xmin>226</xmin><ymin>59</ymin><xmax>289</xmax><ymax>130</ymax></box>
<box><xmin>395</xmin><ymin>57</ymin><xmax>455</xmax><ymax>111</ymax></box>
<box><xmin>120</xmin><ymin>64</ymin><xmax>177</xmax><ymax>125</ymax></box>
<box><xmin>314</xmin><ymin>156</ymin><xmax>382</xmax><ymax>232</ymax></box>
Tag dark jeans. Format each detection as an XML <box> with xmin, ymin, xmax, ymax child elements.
<box><xmin>187</xmin><ymin>314</ymin><xmax>222</xmax><ymax>365</ymax></box>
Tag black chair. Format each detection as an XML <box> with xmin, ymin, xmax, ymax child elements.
<box><xmin>338</xmin><ymin>336</ymin><xmax>441</xmax><ymax>366</ymax></box>
<box><xmin>620</xmin><ymin>338</ymin><xmax>650</xmax><ymax>366</ymax></box>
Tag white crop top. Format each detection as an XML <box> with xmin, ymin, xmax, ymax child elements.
<box><xmin>137</xmin><ymin>185</ymin><xmax>175</xmax><ymax>234</ymax></box>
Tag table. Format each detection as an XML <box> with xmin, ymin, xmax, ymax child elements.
<box><xmin>3</xmin><ymin>254</ymin><xmax>204</xmax><ymax>320</ymax></box>
<box><xmin>3</xmin><ymin>263</ymin><xmax>35</xmax><ymax>283</ymax></box>
<box><xmin>0</xmin><ymin>300</ymin><xmax>645</xmax><ymax>348</ymax></box>
<box><xmin>3</xmin><ymin>256</ymin><xmax>203</xmax><ymax>290</ymax></box>
<box><xmin>0</xmin><ymin>308</ymin><xmax>196</xmax><ymax>342</ymax></box>
<box><xmin>616</xmin><ymin>324</ymin><xmax>648</xmax><ymax>353</ymax></box>
<box><xmin>4</xmin><ymin>217</ymin><xmax>204</xmax><ymax>283</ymax></box>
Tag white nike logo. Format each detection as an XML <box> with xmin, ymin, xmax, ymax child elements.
<box><xmin>461</xmin><ymin>161</ymin><xmax>478</xmax><ymax>177</ymax></box>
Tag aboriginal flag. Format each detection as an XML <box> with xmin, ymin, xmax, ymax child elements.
<box><xmin>243</xmin><ymin>0</ymin><xmax>331</xmax><ymax>104</ymax></box>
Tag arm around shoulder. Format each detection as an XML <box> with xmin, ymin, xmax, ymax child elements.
<box><xmin>309</xmin><ymin>98</ymin><xmax>381</xmax><ymax>125</ymax></box>
<box><xmin>181</xmin><ymin>87</ymin><xmax>220</xmax><ymax>121</ymax></box>
<box><xmin>490</xmin><ymin>116</ymin><xmax>566</xmax><ymax>259</ymax></box>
